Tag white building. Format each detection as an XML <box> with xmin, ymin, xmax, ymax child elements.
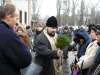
<box><xmin>12</xmin><ymin>0</ymin><xmax>28</xmax><ymax>26</ymax></box>
<box><xmin>2</xmin><ymin>0</ymin><xmax>33</xmax><ymax>26</ymax></box>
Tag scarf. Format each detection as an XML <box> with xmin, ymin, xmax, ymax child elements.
<box><xmin>44</xmin><ymin>29</ymin><xmax>63</xmax><ymax>75</ymax></box>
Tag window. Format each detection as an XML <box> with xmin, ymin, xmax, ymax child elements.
<box><xmin>0</xmin><ymin>0</ymin><xmax>3</xmax><ymax>6</ymax></box>
<box><xmin>24</xmin><ymin>12</ymin><xmax>27</xmax><ymax>24</ymax></box>
<box><xmin>19</xmin><ymin>11</ymin><xmax>22</xmax><ymax>23</ymax></box>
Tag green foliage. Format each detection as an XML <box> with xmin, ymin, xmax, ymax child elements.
<box><xmin>56</xmin><ymin>34</ymin><xmax>71</xmax><ymax>49</ymax></box>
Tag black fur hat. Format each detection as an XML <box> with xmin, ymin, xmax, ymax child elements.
<box><xmin>46</xmin><ymin>16</ymin><xmax>58</xmax><ymax>28</ymax></box>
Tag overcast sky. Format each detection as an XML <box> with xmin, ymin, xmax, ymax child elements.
<box><xmin>39</xmin><ymin>0</ymin><xmax>57</xmax><ymax>18</ymax></box>
<box><xmin>39</xmin><ymin>0</ymin><xmax>100</xmax><ymax>18</ymax></box>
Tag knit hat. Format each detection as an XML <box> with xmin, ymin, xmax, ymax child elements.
<box><xmin>46</xmin><ymin>16</ymin><xmax>58</xmax><ymax>28</ymax></box>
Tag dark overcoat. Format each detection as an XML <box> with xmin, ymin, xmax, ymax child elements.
<box><xmin>0</xmin><ymin>21</ymin><xmax>32</xmax><ymax>75</ymax></box>
<box><xmin>34</xmin><ymin>32</ymin><xmax>58</xmax><ymax>75</ymax></box>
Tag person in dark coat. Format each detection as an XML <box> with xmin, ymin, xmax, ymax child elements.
<box><xmin>0</xmin><ymin>6</ymin><xmax>4</xmax><ymax>20</ymax></box>
<box><xmin>33</xmin><ymin>23</ymin><xmax>44</xmax><ymax>40</ymax></box>
<box><xmin>0</xmin><ymin>4</ymin><xmax>32</xmax><ymax>75</ymax></box>
<box><xmin>33</xmin><ymin>16</ymin><xmax>63</xmax><ymax>75</ymax></box>
<box><xmin>74</xmin><ymin>28</ymin><xmax>91</xmax><ymax>58</ymax></box>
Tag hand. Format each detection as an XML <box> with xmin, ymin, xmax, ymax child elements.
<box><xmin>71</xmin><ymin>64</ymin><xmax>79</xmax><ymax>70</ymax></box>
<box><xmin>57</xmin><ymin>49</ymin><xmax>63</xmax><ymax>57</ymax></box>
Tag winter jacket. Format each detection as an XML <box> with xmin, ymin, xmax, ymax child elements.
<box><xmin>0</xmin><ymin>21</ymin><xmax>32</xmax><ymax>75</ymax></box>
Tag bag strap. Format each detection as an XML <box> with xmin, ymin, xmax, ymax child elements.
<box><xmin>78</xmin><ymin>60</ymin><xmax>84</xmax><ymax>75</ymax></box>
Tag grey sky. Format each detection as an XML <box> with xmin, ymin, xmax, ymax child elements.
<box><xmin>39</xmin><ymin>0</ymin><xmax>100</xmax><ymax>18</ymax></box>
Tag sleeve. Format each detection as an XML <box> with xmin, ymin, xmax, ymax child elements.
<box><xmin>34</xmin><ymin>36</ymin><xmax>59</xmax><ymax>59</ymax></box>
<box><xmin>3</xmin><ymin>36</ymin><xmax>32</xmax><ymax>69</ymax></box>
<box><xmin>94</xmin><ymin>48</ymin><xmax>100</xmax><ymax>65</ymax></box>
<box><xmin>77</xmin><ymin>44</ymin><xmax>99</xmax><ymax>69</ymax></box>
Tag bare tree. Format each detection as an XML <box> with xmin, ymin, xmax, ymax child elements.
<box><xmin>32</xmin><ymin>0</ymin><xmax>42</xmax><ymax>27</ymax></box>
<box><xmin>71</xmin><ymin>0</ymin><xmax>79</xmax><ymax>25</ymax></box>
<box><xmin>95</xmin><ymin>11</ymin><xmax>100</xmax><ymax>24</ymax></box>
<box><xmin>56</xmin><ymin>0</ymin><xmax>62</xmax><ymax>26</ymax></box>
<box><xmin>79</xmin><ymin>0</ymin><xmax>85</xmax><ymax>25</ymax></box>
<box><xmin>32</xmin><ymin>0</ymin><xmax>37</xmax><ymax>25</ymax></box>
<box><xmin>32</xmin><ymin>0</ymin><xmax>38</xmax><ymax>15</ymax></box>
<box><xmin>90</xmin><ymin>7</ymin><xmax>96</xmax><ymax>24</ymax></box>
<box><xmin>84</xmin><ymin>6</ymin><xmax>90</xmax><ymax>25</ymax></box>
<box><xmin>89</xmin><ymin>0</ymin><xmax>100</xmax><ymax>24</ymax></box>
<box><xmin>62</xmin><ymin>0</ymin><xmax>70</xmax><ymax>25</ymax></box>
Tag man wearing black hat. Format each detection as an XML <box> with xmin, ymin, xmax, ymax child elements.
<box><xmin>33</xmin><ymin>16</ymin><xmax>63</xmax><ymax>75</ymax></box>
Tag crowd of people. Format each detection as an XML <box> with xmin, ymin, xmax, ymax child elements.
<box><xmin>0</xmin><ymin>4</ymin><xmax>100</xmax><ymax>75</ymax></box>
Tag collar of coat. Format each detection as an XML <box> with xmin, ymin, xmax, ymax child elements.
<box><xmin>43</xmin><ymin>29</ymin><xmax>57</xmax><ymax>50</ymax></box>
<box><xmin>86</xmin><ymin>40</ymin><xmax>98</xmax><ymax>50</ymax></box>
<box><xmin>0</xmin><ymin>20</ymin><xmax>12</xmax><ymax>29</ymax></box>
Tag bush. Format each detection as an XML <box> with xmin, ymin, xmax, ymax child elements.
<box><xmin>56</xmin><ymin>34</ymin><xmax>71</xmax><ymax>50</ymax></box>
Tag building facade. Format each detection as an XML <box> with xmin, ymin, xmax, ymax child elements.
<box><xmin>3</xmin><ymin>0</ymin><xmax>33</xmax><ymax>26</ymax></box>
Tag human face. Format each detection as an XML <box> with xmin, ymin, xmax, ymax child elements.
<box><xmin>17</xmin><ymin>27</ymin><xmax>23</xmax><ymax>32</ymax></box>
<box><xmin>6</xmin><ymin>9</ymin><xmax>19</xmax><ymax>28</ymax></box>
<box><xmin>79</xmin><ymin>38</ymin><xmax>84</xmax><ymax>44</ymax></box>
<box><xmin>90</xmin><ymin>30</ymin><xmax>97</xmax><ymax>41</ymax></box>
<box><xmin>47</xmin><ymin>27</ymin><xmax>57</xmax><ymax>37</ymax></box>
<box><xmin>36</xmin><ymin>27</ymin><xmax>43</xmax><ymax>32</ymax></box>
<box><xmin>64</xmin><ymin>29</ymin><xmax>68</xmax><ymax>33</ymax></box>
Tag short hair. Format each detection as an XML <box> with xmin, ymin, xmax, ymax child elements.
<box><xmin>16</xmin><ymin>26</ymin><xmax>24</xmax><ymax>32</ymax></box>
<box><xmin>90</xmin><ymin>27</ymin><xmax>97</xmax><ymax>33</ymax></box>
<box><xmin>96</xmin><ymin>25</ymin><xmax>100</xmax><ymax>35</ymax></box>
<box><xmin>26</xmin><ymin>26</ymin><xmax>30</xmax><ymax>29</ymax></box>
<box><xmin>1</xmin><ymin>4</ymin><xmax>16</xmax><ymax>19</ymax></box>
<box><xmin>0</xmin><ymin>6</ymin><xmax>4</xmax><ymax>19</ymax></box>
<box><xmin>64</xmin><ymin>26</ymin><xmax>68</xmax><ymax>30</ymax></box>
<box><xmin>36</xmin><ymin>23</ymin><xmax>43</xmax><ymax>27</ymax></box>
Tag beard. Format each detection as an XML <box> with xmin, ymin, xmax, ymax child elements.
<box><xmin>47</xmin><ymin>32</ymin><xmax>55</xmax><ymax>37</ymax></box>
<box><xmin>36</xmin><ymin>31</ymin><xmax>42</xmax><ymax>35</ymax></box>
